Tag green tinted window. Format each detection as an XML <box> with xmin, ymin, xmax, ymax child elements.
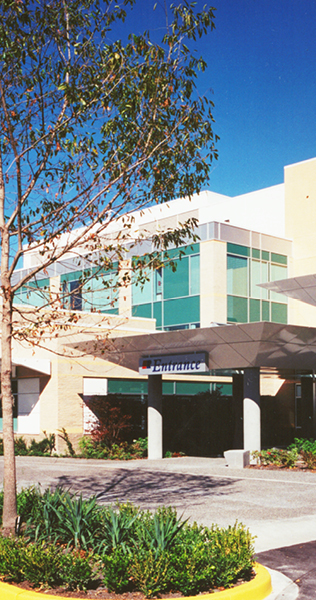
<box><xmin>164</xmin><ymin>296</ymin><xmax>199</xmax><ymax>326</ymax></box>
<box><xmin>132</xmin><ymin>272</ymin><xmax>152</xmax><ymax>305</ymax></box>
<box><xmin>261</xmin><ymin>261</ymin><xmax>269</xmax><ymax>300</ymax></box>
<box><xmin>132</xmin><ymin>303</ymin><xmax>152</xmax><ymax>319</ymax></box>
<box><xmin>227</xmin><ymin>243</ymin><xmax>250</xmax><ymax>257</ymax></box>
<box><xmin>166</xmin><ymin>243</ymin><xmax>199</xmax><ymax>259</ymax></box>
<box><xmin>19</xmin><ymin>278</ymin><xmax>50</xmax><ymax>308</ymax></box>
<box><xmin>252</xmin><ymin>248</ymin><xmax>260</xmax><ymax>259</ymax></box>
<box><xmin>162</xmin><ymin>381</ymin><xmax>175</xmax><ymax>394</ymax></box>
<box><xmin>164</xmin><ymin>257</ymin><xmax>189</xmax><ymax>299</ymax></box>
<box><xmin>270</xmin><ymin>264</ymin><xmax>287</xmax><ymax>302</ymax></box>
<box><xmin>262</xmin><ymin>300</ymin><xmax>270</xmax><ymax>321</ymax></box>
<box><xmin>175</xmin><ymin>381</ymin><xmax>210</xmax><ymax>395</ymax></box>
<box><xmin>271</xmin><ymin>302</ymin><xmax>287</xmax><ymax>324</ymax></box>
<box><xmin>216</xmin><ymin>383</ymin><xmax>233</xmax><ymax>396</ymax></box>
<box><xmin>227</xmin><ymin>255</ymin><xmax>248</xmax><ymax>296</ymax></box>
<box><xmin>83</xmin><ymin>271</ymin><xmax>118</xmax><ymax>312</ymax></box>
<box><xmin>250</xmin><ymin>299</ymin><xmax>260</xmax><ymax>322</ymax></box>
<box><xmin>250</xmin><ymin>260</ymin><xmax>261</xmax><ymax>299</ymax></box>
<box><xmin>190</xmin><ymin>254</ymin><xmax>200</xmax><ymax>295</ymax></box>
<box><xmin>153</xmin><ymin>302</ymin><xmax>162</xmax><ymax>328</ymax></box>
<box><xmin>271</xmin><ymin>253</ymin><xmax>287</xmax><ymax>265</ymax></box>
<box><xmin>227</xmin><ymin>295</ymin><xmax>248</xmax><ymax>323</ymax></box>
<box><xmin>108</xmin><ymin>379</ymin><xmax>148</xmax><ymax>394</ymax></box>
<box><xmin>261</xmin><ymin>251</ymin><xmax>269</xmax><ymax>261</ymax></box>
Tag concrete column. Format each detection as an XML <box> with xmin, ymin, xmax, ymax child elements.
<box><xmin>232</xmin><ymin>374</ymin><xmax>243</xmax><ymax>449</ymax></box>
<box><xmin>148</xmin><ymin>375</ymin><xmax>163</xmax><ymax>459</ymax></box>
<box><xmin>243</xmin><ymin>368</ymin><xmax>261</xmax><ymax>452</ymax></box>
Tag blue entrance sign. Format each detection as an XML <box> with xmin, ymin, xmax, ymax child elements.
<box><xmin>139</xmin><ymin>352</ymin><xmax>209</xmax><ymax>375</ymax></box>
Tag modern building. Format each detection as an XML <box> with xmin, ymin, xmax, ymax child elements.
<box><xmin>4</xmin><ymin>156</ymin><xmax>316</xmax><ymax>456</ymax></box>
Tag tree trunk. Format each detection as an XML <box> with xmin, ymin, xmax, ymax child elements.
<box><xmin>1</xmin><ymin>263</ymin><xmax>17</xmax><ymax>534</ymax></box>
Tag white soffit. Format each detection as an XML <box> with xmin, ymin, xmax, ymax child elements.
<box><xmin>261</xmin><ymin>274</ymin><xmax>316</xmax><ymax>307</ymax></box>
<box><xmin>12</xmin><ymin>357</ymin><xmax>51</xmax><ymax>376</ymax></box>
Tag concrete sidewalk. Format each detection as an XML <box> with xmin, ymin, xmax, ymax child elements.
<box><xmin>1</xmin><ymin>455</ymin><xmax>316</xmax><ymax>598</ymax></box>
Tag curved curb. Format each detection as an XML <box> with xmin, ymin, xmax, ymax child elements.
<box><xmin>0</xmin><ymin>563</ymin><xmax>272</xmax><ymax>600</ymax></box>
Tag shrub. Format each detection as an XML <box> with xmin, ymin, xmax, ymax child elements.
<box><xmin>24</xmin><ymin>487</ymin><xmax>102</xmax><ymax>549</ymax></box>
<box><xmin>19</xmin><ymin>541</ymin><xmax>61</xmax><ymax>588</ymax></box>
<box><xmin>78</xmin><ymin>436</ymin><xmax>148</xmax><ymax>460</ymax></box>
<box><xmin>28</xmin><ymin>433</ymin><xmax>55</xmax><ymax>456</ymax></box>
<box><xmin>58</xmin><ymin>427</ymin><xmax>76</xmax><ymax>457</ymax></box>
<box><xmin>14</xmin><ymin>436</ymin><xmax>28</xmax><ymax>455</ymax></box>
<box><xmin>0</xmin><ymin>490</ymin><xmax>255</xmax><ymax>595</ymax></box>
<box><xmin>86</xmin><ymin>397</ymin><xmax>131</xmax><ymax>448</ymax></box>
<box><xmin>252</xmin><ymin>448</ymin><xmax>298</xmax><ymax>468</ymax></box>
<box><xmin>289</xmin><ymin>437</ymin><xmax>316</xmax><ymax>455</ymax></box>
<box><xmin>102</xmin><ymin>546</ymin><xmax>131</xmax><ymax>592</ymax></box>
<box><xmin>300</xmin><ymin>450</ymin><xmax>316</xmax><ymax>469</ymax></box>
<box><xmin>58</xmin><ymin>549</ymin><xmax>96</xmax><ymax>591</ymax></box>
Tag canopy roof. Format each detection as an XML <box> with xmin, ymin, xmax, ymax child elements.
<box><xmin>73</xmin><ymin>321</ymin><xmax>316</xmax><ymax>373</ymax></box>
<box><xmin>261</xmin><ymin>274</ymin><xmax>316</xmax><ymax>307</ymax></box>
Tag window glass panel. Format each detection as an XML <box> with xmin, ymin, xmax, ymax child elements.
<box><xmin>154</xmin><ymin>268</ymin><xmax>163</xmax><ymax>300</ymax></box>
<box><xmin>153</xmin><ymin>302</ymin><xmax>162</xmax><ymax>328</ymax></box>
<box><xmin>166</xmin><ymin>243</ymin><xmax>199</xmax><ymax>259</ymax></box>
<box><xmin>261</xmin><ymin>251</ymin><xmax>269</xmax><ymax>261</ymax></box>
<box><xmin>132</xmin><ymin>272</ymin><xmax>152</xmax><ymax>305</ymax></box>
<box><xmin>227</xmin><ymin>255</ymin><xmax>248</xmax><ymax>296</ymax></box>
<box><xmin>271</xmin><ymin>302</ymin><xmax>287</xmax><ymax>324</ymax></box>
<box><xmin>70</xmin><ymin>280</ymin><xmax>82</xmax><ymax>311</ymax></box>
<box><xmin>227</xmin><ymin>243</ymin><xmax>250</xmax><ymax>257</ymax></box>
<box><xmin>164</xmin><ymin>257</ymin><xmax>189</xmax><ymax>299</ymax></box>
<box><xmin>132</xmin><ymin>304</ymin><xmax>152</xmax><ymax>319</ymax></box>
<box><xmin>162</xmin><ymin>381</ymin><xmax>175</xmax><ymax>394</ymax></box>
<box><xmin>262</xmin><ymin>300</ymin><xmax>270</xmax><ymax>321</ymax></box>
<box><xmin>270</xmin><ymin>264</ymin><xmax>287</xmax><ymax>302</ymax></box>
<box><xmin>108</xmin><ymin>379</ymin><xmax>148</xmax><ymax>394</ymax></box>
<box><xmin>250</xmin><ymin>260</ymin><xmax>261</xmax><ymax>299</ymax></box>
<box><xmin>19</xmin><ymin>278</ymin><xmax>50</xmax><ymax>308</ymax></box>
<box><xmin>250</xmin><ymin>299</ymin><xmax>260</xmax><ymax>322</ymax></box>
<box><xmin>190</xmin><ymin>254</ymin><xmax>200</xmax><ymax>295</ymax></box>
<box><xmin>227</xmin><ymin>295</ymin><xmax>248</xmax><ymax>323</ymax></box>
<box><xmin>163</xmin><ymin>296</ymin><xmax>199</xmax><ymax>327</ymax></box>
<box><xmin>175</xmin><ymin>381</ymin><xmax>210</xmax><ymax>395</ymax></box>
<box><xmin>252</xmin><ymin>248</ymin><xmax>260</xmax><ymax>259</ymax></box>
<box><xmin>271</xmin><ymin>253</ymin><xmax>287</xmax><ymax>265</ymax></box>
<box><xmin>216</xmin><ymin>383</ymin><xmax>233</xmax><ymax>396</ymax></box>
<box><xmin>261</xmin><ymin>261</ymin><xmax>269</xmax><ymax>299</ymax></box>
<box><xmin>83</xmin><ymin>272</ymin><xmax>118</xmax><ymax>312</ymax></box>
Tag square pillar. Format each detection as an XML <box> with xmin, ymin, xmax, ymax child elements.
<box><xmin>243</xmin><ymin>367</ymin><xmax>261</xmax><ymax>453</ymax></box>
<box><xmin>148</xmin><ymin>374</ymin><xmax>163</xmax><ymax>459</ymax></box>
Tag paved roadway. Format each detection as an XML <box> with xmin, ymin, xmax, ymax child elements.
<box><xmin>1</xmin><ymin>455</ymin><xmax>316</xmax><ymax>553</ymax></box>
<box><xmin>2</xmin><ymin>455</ymin><xmax>316</xmax><ymax>598</ymax></box>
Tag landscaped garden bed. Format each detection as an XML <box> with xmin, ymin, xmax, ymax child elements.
<box><xmin>251</xmin><ymin>437</ymin><xmax>316</xmax><ymax>470</ymax></box>
<box><xmin>0</xmin><ymin>487</ymin><xmax>255</xmax><ymax>598</ymax></box>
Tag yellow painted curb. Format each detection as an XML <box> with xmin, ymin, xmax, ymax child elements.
<box><xmin>0</xmin><ymin>563</ymin><xmax>272</xmax><ymax>600</ymax></box>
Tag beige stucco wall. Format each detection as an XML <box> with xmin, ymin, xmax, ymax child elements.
<box><xmin>200</xmin><ymin>239</ymin><xmax>227</xmax><ymax>326</ymax></box>
<box><xmin>284</xmin><ymin>157</ymin><xmax>316</xmax><ymax>326</ymax></box>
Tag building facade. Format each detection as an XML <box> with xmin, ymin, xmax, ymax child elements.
<box><xmin>4</xmin><ymin>157</ymin><xmax>316</xmax><ymax>454</ymax></box>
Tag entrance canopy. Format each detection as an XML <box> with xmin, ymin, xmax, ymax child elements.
<box><xmin>77</xmin><ymin>321</ymin><xmax>316</xmax><ymax>372</ymax></box>
<box><xmin>261</xmin><ymin>274</ymin><xmax>316</xmax><ymax>307</ymax></box>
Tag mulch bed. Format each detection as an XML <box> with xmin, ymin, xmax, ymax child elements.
<box><xmin>7</xmin><ymin>575</ymin><xmax>254</xmax><ymax>598</ymax></box>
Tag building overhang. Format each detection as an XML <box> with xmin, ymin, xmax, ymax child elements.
<box><xmin>71</xmin><ymin>321</ymin><xmax>316</xmax><ymax>373</ymax></box>
<box><xmin>261</xmin><ymin>274</ymin><xmax>316</xmax><ymax>307</ymax></box>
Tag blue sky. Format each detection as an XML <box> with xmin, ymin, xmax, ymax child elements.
<box><xmin>118</xmin><ymin>0</ymin><xmax>316</xmax><ymax>196</ymax></box>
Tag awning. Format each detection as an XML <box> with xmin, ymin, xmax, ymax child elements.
<box><xmin>71</xmin><ymin>321</ymin><xmax>316</xmax><ymax>372</ymax></box>
<box><xmin>261</xmin><ymin>274</ymin><xmax>316</xmax><ymax>307</ymax></box>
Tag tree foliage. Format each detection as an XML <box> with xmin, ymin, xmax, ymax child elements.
<box><xmin>0</xmin><ymin>0</ymin><xmax>218</xmax><ymax>532</ymax></box>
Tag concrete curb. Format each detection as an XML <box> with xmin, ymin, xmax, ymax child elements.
<box><xmin>0</xmin><ymin>563</ymin><xmax>271</xmax><ymax>600</ymax></box>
